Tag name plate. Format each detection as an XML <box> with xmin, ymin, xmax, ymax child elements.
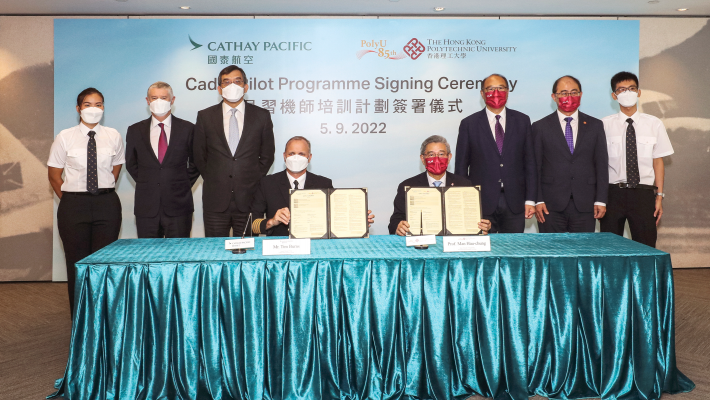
<box><xmin>443</xmin><ymin>236</ymin><xmax>491</xmax><ymax>252</ymax></box>
<box><xmin>225</xmin><ymin>238</ymin><xmax>255</xmax><ymax>250</ymax></box>
<box><xmin>262</xmin><ymin>239</ymin><xmax>311</xmax><ymax>256</ymax></box>
<box><xmin>406</xmin><ymin>235</ymin><xmax>437</xmax><ymax>247</ymax></box>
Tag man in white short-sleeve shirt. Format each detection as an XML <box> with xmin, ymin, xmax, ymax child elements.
<box><xmin>601</xmin><ymin>71</ymin><xmax>674</xmax><ymax>247</ymax></box>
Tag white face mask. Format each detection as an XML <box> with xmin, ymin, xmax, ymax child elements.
<box><xmin>616</xmin><ymin>91</ymin><xmax>639</xmax><ymax>107</ymax></box>
<box><xmin>149</xmin><ymin>98</ymin><xmax>172</xmax><ymax>117</ymax></box>
<box><xmin>285</xmin><ymin>155</ymin><xmax>309</xmax><ymax>173</ymax></box>
<box><xmin>221</xmin><ymin>83</ymin><xmax>244</xmax><ymax>103</ymax></box>
<box><xmin>80</xmin><ymin>107</ymin><xmax>104</xmax><ymax>124</ymax></box>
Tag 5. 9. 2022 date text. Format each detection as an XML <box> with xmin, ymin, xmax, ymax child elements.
<box><xmin>320</xmin><ymin>122</ymin><xmax>386</xmax><ymax>134</ymax></box>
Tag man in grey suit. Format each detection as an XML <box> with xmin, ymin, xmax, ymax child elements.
<box><xmin>194</xmin><ymin>65</ymin><xmax>275</xmax><ymax>237</ymax></box>
<box><xmin>532</xmin><ymin>75</ymin><xmax>609</xmax><ymax>233</ymax></box>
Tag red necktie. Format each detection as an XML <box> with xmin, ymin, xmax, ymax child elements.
<box><xmin>158</xmin><ymin>123</ymin><xmax>168</xmax><ymax>163</ymax></box>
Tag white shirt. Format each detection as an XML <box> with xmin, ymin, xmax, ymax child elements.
<box><xmin>287</xmin><ymin>171</ymin><xmax>307</xmax><ymax>189</ymax></box>
<box><xmin>485</xmin><ymin>107</ymin><xmax>506</xmax><ymax>141</ymax></box>
<box><xmin>557</xmin><ymin>109</ymin><xmax>579</xmax><ymax>147</ymax></box>
<box><xmin>47</xmin><ymin>123</ymin><xmax>126</xmax><ymax>192</ymax></box>
<box><xmin>426</xmin><ymin>172</ymin><xmax>446</xmax><ymax>187</ymax></box>
<box><xmin>150</xmin><ymin>114</ymin><xmax>171</xmax><ymax>158</ymax></box>
<box><xmin>222</xmin><ymin>101</ymin><xmax>245</xmax><ymax>143</ymax></box>
<box><xmin>536</xmin><ymin>110</ymin><xmax>605</xmax><ymax>207</ymax></box>
<box><xmin>602</xmin><ymin>111</ymin><xmax>674</xmax><ymax>186</ymax></box>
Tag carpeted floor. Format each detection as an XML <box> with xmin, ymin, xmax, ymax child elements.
<box><xmin>0</xmin><ymin>269</ymin><xmax>707</xmax><ymax>399</ymax></box>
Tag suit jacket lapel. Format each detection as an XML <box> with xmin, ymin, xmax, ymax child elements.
<box><xmin>234</xmin><ymin>102</ymin><xmax>253</xmax><ymax>157</ymax></box>
<box><xmin>141</xmin><ymin>118</ymin><xmax>160</xmax><ymax>165</ymax></box>
<box><xmin>279</xmin><ymin>170</ymin><xmax>292</xmax><ymax>206</ymax></box>
<box><xmin>573</xmin><ymin>112</ymin><xmax>588</xmax><ymax>158</ymax></box>
<box><xmin>212</xmin><ymin>102</ymin><xmax>231</xmax><ymax>156</ymax></box>
<box><xmin>479</xmin><ymin>110</ymin><xmax>501</xmax><ymax>155</ymax></box>
<box><xmin>550</xmin><ymin>113</ymin><xmax>573</xmax><ymax>161</ymax></box>
<box><xmin>415</xmin><ymin>172</ymin><xmax>429</xmax><ymax>186</ymax></box>
<box><xmin>445</xmin><ymin>171</ymin><xmax>458</xmax><ymax>186</ymax></box>
<box><xmin>161</xmin><ymin>116</ymin><xmax>180</xmax><ymax>163</ymax></box>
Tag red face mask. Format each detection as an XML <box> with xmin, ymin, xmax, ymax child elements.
<box><xmin>558</xmin><ymin>96</ymin><xmax>581</xmax><ymax>113</ymax></box>
<box><xmin>485</xmin><ymin>90</ymin><xmax>508</xmax><ymax>109</ymax></box>
<box><xmin>425</xmin><ymin>156</ymin><xmax>449</xmax><ymax>175</ymax></box>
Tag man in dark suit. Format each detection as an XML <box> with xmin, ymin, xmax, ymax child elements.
<box><xmin>251</xmin><ymin>136</ymin><xmax>374</xmax><ymax>236</ymax></box>
<box><xmin>389</xmin><ymin>135</ymin><xmax>491</xmax><ymax>236</ymax></box>
<box><xmin>532</xmin><ymin>75</ymin><xmax>609</xmax><ymax>233</ymax></box>
<box><xmin>194</xmin><ymin>65</ymin><xmax>275</xmax><ymax>237</ymax></box>
<box><xmin>126</xmin><ymin>81</ymin><xmax>200</xmax><ymax>238</ymax></box>
<box><xmin>454</xmin><ymin>73</ymin><xmax>537</xmax><ymax>233</ymax></box>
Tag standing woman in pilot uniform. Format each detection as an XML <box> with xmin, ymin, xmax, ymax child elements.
<box><xmin>47</xmin><ymin>87</ymin><xmax>125</xmax><ymax>318</ymax></box>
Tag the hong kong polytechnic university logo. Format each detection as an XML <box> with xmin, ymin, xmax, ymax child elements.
<box><xmin>356</xmin><ymin>38</ymin><xmax>425</xmax><ymax>61</ymax></box>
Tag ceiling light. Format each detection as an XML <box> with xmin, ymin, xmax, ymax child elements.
<box><xmin>180</xmin><ymin>6</ymin><xmax>191</xmax><ymax>9</ymax></box>
<box><xmin>677</xmin><ymin>8</ymin><xmax>688</xmax><ymax>11</ymax></box>
<box><xmin>434</xmin><ymin>7</ymin><xmax>445</xmax><ymax>11</ymax></box>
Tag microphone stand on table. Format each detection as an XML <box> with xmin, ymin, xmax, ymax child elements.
<box><xmin>233</xmin><ymin>213</ymin><xmax>253</xmax><ymax>254</ymax></box>
<box><xmin>414</xmin><ymin>211</ymin><xmax>429</xmax><ymax>250</ymax></box>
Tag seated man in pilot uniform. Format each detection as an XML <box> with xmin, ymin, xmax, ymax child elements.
<box><xmin>251</xmin><ymin>135</ymin><xmax>374</xmax><ymax>236</ymax></box>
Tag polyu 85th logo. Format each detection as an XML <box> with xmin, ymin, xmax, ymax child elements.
<box><xmin>356</xmin><ymin>38</ymin><xmax>423</xmax><ymax>60</ymax></box>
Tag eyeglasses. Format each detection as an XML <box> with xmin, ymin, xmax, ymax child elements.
<box><xmin>425</xmin><ymin>152</ymin><xmax>448</xmax><ymax>158</ymax></box>
<box><xmin>484</xmin><ymin>86</ymin><xmax>508</xmax><ymax>92</ymax></box>
<box><xmin>614</xmin><ymin>86</ymin><xmax>638</xmax><ymax>95</ymax></box>
<box><xmin>221</xmin><ymin>78</ymin><xmax>245</xmax><ymax>87</ymax></box>
<box><xmin>554</xmin><ymin>90</ymin><xmax>581</xmax><ymax>97</ymax></box>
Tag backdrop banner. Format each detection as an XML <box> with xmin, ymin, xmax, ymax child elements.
<box><xmin>53</xmin><ymin>18</ymin><xmax>639</xmax><ymax>276</ymax></box>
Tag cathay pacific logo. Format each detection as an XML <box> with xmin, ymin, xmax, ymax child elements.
<box><xmin>189</xmin><ymin>35</ymin><xmax>203</xmax><ymax>51</ymax></box>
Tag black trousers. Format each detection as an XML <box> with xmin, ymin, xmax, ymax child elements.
<box><xmin>483</xmin><ymin>189</ymin><xmax>525</xmax><ymax>233</ymax></box>
<box><xmin>136</xmin><ymin>204</ymin><xmax>192</xmax><ymax>238</ymax></box>
<box><xmin>57</xmin><ymin>191</ymin><xmax>122</xmax><ymax>318</ymax></box>
<box><xmin>539</xmin><ymin>197</ymin><xmax>596</xmax><ymax>233</ymax></box>
<box><xmin>600</xmin><ymin>185</ymin><xmax>657</xmax><ymax>247</ymax></box>
<box><xmin>203</xmin><ymin>198</ymin><xmax>250</xmax><ymax>237</ymax></box>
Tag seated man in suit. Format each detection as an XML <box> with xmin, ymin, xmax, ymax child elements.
<box><xmin>126</xmin><ymin>81</ymin><xmax>200</xmax><ymax>238</ymax></box>
<box><xmin>532</xmin><ymin>75</ymin><xmax>609</xmax><ymax>233</ymax></box>
<box><xmin>389</xmin><ymin>135</ymin><xmax>491</xmax><ymax>236</ymax></box>
<box><xmin>250</xmin><ymin>136</ymin><xmax>374</xmax><ymax>236</ymax></box>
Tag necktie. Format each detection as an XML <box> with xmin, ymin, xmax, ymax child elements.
<box><xmin>294</xmin><ymin>180</ymin><xmax>299</xmax><ymax>190</ymax></box>
<box><xmin>157</xmin><ymin>123</ymin><xmax>168</xmax><ymax>163</ymax></box>
<box><xmin>626</xmin><ymin>118</ymin><xmax>640</xmax><ymax>188</ymax></box>
<box><xmin>564</xmin><ymin>117</ymin><xmax>574</xmax><ymax>154</ymax></box>
<box><xmin>229</xmin><ymin>108</ymin><xmax>239</xmax><ymax>156</ymax></box>
<box><xmin>433</xmin><ymin>181</ymin><xmax>442</xmax><ymax>187</ymax></box>
<box><xmin>87</xmin><ymin>130</ymin><xmax>98</xmax><ymax>195</ymax></box>
<box><xmin>494</xmin><ymin>115</ymin><xmax>504</xmax><ymax>154</ymax></box>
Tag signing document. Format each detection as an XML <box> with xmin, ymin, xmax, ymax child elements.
<box><xmin>444</xmin><ymin>186</ymin><xmax>482</xmax><ymax>235</ymax></box>
<box><xmin>329</xmin><ymin>188</ymin><xmax>368</xmax><ymax>238</ymax></box>
<box><xmin>405</xmin><ymin>187</ymin><xmax>444</xmax><ymax>235</ymax></box>
<box><xmin>289</xmin><ymin>189</ymin><xmax>328</xmax><ymax>239</ymax></box>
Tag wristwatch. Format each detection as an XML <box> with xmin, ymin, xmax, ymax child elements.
<box><xmin>656</xmin><ymin>192</ymin><xmax>665</xmax><ymax>198</ymax></box>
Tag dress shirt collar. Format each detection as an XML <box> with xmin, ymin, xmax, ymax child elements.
<box><xmin>79</xmin><ymin>122</ymin><xmax>101</xmax><ymax>136</ymax></box>
<box><xmin>618</xmin><ymin>110</ymin><xmax>639</xmax><ymax>123</ymax></box>
<box><xmin>151</xmin><ymin>114</ymin><xmax>172</xmax><ymax>129</ymax></box>
<box><xmin>287</xmin><ymin>170</ymin><xmax>307</xmax><ymax>189</ymax></box>
<box><xmin>223</xmin><ymin>100</ymin><xmax>246</xmax><ymax>116</ymax></box>
<box><xmin>557</xmin><ymin>109</ymin><xmax>579</xmax><ymax>125</ymax></box>
<box><xmin>426</xmin><ymin>172</ymin><xmax>446</xmax><ymax>187</ymax></box>
<box><xmin>485</xmin><ymin>106</ymin><xmax>506</xmax><ymax>122</ymax></box>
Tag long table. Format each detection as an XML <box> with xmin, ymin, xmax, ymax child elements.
<box><xmin>49</xmin><ymin>233</ymin><xmax>694</xmax><ymax>400</ymax></box>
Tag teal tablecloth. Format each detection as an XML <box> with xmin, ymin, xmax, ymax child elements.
<box><xmin>50</xmin><ymin>233</ymin><xmax>694</xmax><ymax>400</ymax></box>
